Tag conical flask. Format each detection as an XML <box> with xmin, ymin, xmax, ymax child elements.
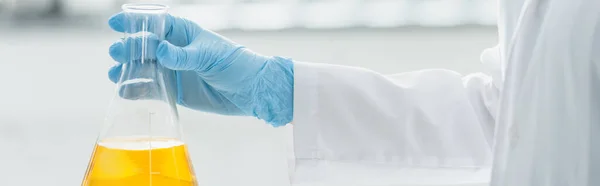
<box><xmin>81</xmin><ymin>3</ymin><xmax>198</xmax><ymax>186</ymax></box>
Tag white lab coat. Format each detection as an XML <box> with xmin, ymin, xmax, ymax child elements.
<box><xmin>288</xmin><ymin>0</ymin><xmax>600</xmax><ymax>186</ymax></box>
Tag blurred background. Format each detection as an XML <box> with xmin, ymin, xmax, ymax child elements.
<box><xmin>0</xmin><ymin>0</ymin><xmax>498</xmax><ymax>186</ymax></box>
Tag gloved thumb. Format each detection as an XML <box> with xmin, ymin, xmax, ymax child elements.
<box><xmin>156</xmin><ymin>41</ymin><xmax>198</xmax><ymax>71</ymax></box>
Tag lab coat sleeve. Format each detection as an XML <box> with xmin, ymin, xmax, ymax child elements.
<box><xmin>289</xmin><ymin>48</ymin><xmax>501</xmax><ymax>186</ymax></box>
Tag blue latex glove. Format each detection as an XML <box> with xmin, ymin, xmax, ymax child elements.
<box><xmin>107</xmin><ymin>13</ymin><xmax>294</xmax><ymax>127</ymax></box>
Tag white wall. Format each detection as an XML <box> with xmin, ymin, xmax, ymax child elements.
<box><xmin>0</xmin><ymin>27</ymin><xmax>497</xmax><ymax>186</ymax></box>
<box><xmin>3</xmin><ymin>0</ymin><xmax>498</xmax><ymax>29</ymax></box>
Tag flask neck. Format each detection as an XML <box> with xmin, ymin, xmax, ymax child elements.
<box><xmin>116</xmin><ymin>4</ymin><xmax>176</xmax><ymax>106</ymax></box>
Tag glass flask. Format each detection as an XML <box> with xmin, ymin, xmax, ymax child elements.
<box><xmin>81</xmin><ymin>3</ymin><xmax>198</xmax><ymax>186</ymax></box>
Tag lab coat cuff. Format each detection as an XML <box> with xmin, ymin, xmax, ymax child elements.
<box><xmin>289</xmin><ymin>61</ymin><xmax>320</xmax><ymax>183</ymax></box>
<box><xmin>291</xmin><ymin>61</ymin><xmax>319</xmax><ymax>156</ymax></box>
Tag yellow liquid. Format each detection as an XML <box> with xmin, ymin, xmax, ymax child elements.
<box><xmin>81</xmin><ymin>137</ymin><xmax>197</xmax><ymax>186</ymax></box>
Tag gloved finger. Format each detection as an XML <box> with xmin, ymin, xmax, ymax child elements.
<box><xmin>118</xmin><ymin>80</ymin><xmax>162</xmax><ymax>101</ymax></box>
<box><xmin>108</xmin><ymin>62</ymin><xmax>159</xmax><ymax>100</ymax></box>
<box><xmin>109</xmin><ymin>34</ymin><xmax>161</xmax><ymax>63</ymax></box>
<box><xmin>109</xmin><ymin>12</ymin><xmax>195</xmax><ymax>45</ymax></box>
<box><xmin>108</xmin><ymin>64</ymin><xmax>123</xmax><ymax>83</ymax></box>
<box><xmin>156</xmin><ymin>41</ymin><xmax>199</xmax><ymax>71</ymax></box>
<box><xmin>115</xmin><ymin>61</ymin><xmax>170</xmax><ymax>101</ymax></box>
<box><xmin>108</xmin><ymin>40</ymin><xmax>126</xmax><ymax>63</ymax></box>
<box><xmin>109</xmin><ymin>12</ymin><xmax>165</xmax><ymax>33</ymax></box>
<box><xmin>109</xmin><ymin>12</ymin><xmax>175</xmax><ymax>34</ymax></box>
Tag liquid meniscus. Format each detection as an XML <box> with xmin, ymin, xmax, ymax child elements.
<box><xmin>81</xmin><ymin>137</ymin><xmax>197</xmax><ymax>186</ymax></box>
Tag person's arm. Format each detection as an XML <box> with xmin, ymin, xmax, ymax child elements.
<box><xmin>106</xmin><ymin>11</ymin><xmax>501</xmax><ymax>185</ymax></box>
<box><xmin>289</xmin><ymin>47</ymin><xmax>501</xmax><ymax>185</ymax></box>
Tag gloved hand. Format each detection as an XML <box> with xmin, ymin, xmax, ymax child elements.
<box><xmin>107</xmin><ymin>12</ymin><xmax>294</xmax><ymax>127</ymax></box>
